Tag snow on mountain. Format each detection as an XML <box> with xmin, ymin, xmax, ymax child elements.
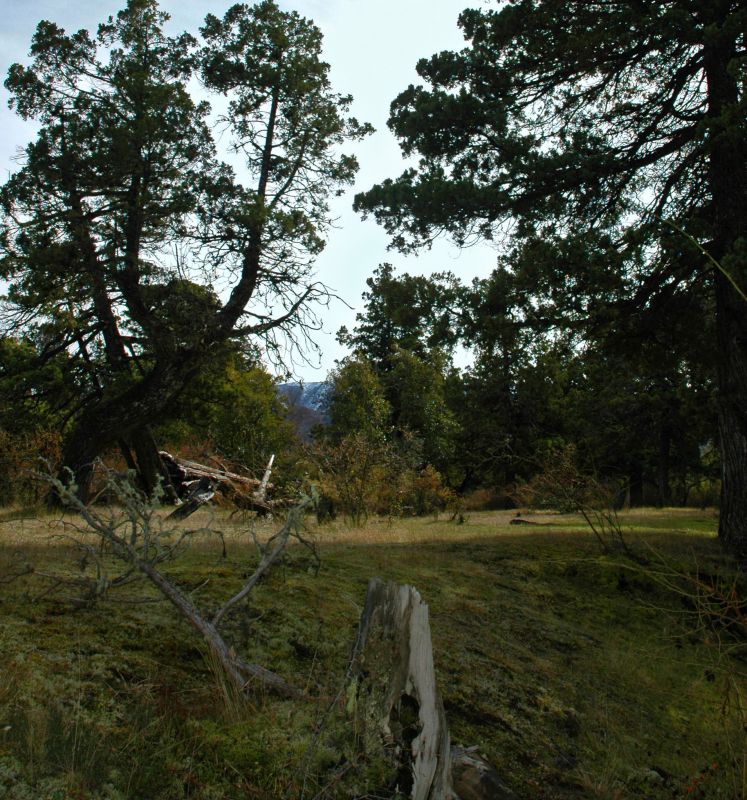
<box><xmin>278</xmin><ymin>381</ymin><xmax>330</xmax><ymax>413</ymax></box>
<box><xmin>278</xmin><ymin>382</ymin><xmax>330</xmax><ymax>439</ymax></box>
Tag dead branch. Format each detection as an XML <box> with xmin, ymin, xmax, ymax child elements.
<box><xmin>212</xmin><ymin>494</ymin><xmax>314</xmax><ymax>629</ymax></box>
<box><xmin>161</xmin><ymin>450</ymin><xmax>277</xmax><ymax>518</ymax></box>
<box><xmin>41</xmin><ymin>466</ymin><xmax>305</xmax><ymax>698</ymax></box>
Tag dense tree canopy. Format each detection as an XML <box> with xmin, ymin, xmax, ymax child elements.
<box><xmin>337</xmin><ymin>263</ymin><xmax>463</xmax><ymax>369</ymax></box>
<box><xmin>1</xmin><ymin>0</ymin><xmax>370</xmax><ymax>499</ymax></box>
<box><xmin>356</xmin><ymin>0</ymin><xmax>746</xmax><ymax>550</ymax></box>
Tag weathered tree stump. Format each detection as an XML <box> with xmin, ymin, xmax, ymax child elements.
<box><xmin>349</xmin><ymin>578</ymin><xmax>454</xmax><ymax>799</ymax></box>
<box><xmin>349</xmin><ymin>579</ymin><xmax>518</xmax><ymax>800</ymax></box>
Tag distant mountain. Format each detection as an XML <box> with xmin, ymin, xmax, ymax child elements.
<box><xmin>278</xmin><ymin>381</ymin><xmax>330</xmax><ymax>413</ymax></box>
<box><xmin>278</xmin><ymin>381</ymin><xmax>330</xmax><ymax>440</ymax></box>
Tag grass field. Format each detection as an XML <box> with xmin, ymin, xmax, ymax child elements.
<box><xmin>0</xmin><ymin>504</ymin><xmax>744</xmax><ymax>799</ymax></box>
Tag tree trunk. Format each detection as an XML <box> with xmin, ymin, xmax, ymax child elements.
<box><xmin>349</xmin><ymin>579</ymin><xmax>454</xmax><ymax>800</ymax></box>
<box><xmin>57</xmin><ymin>358</ymin><xmax>199</xmax><ymax>503</ymax></box>
<box><xmin>348</xmin><ymin>579</ymin><xmax>518</xmax><ymax>799</ymax></box>
<box><xmin>628</xmin><ymin>461</ymin><xmax>644</xmax><ymax>508</ymax></box>
<box><xmin>703</xmin><ymin>26</ymin><xmax>747</xmax><ymax>554</ymax></box>
<box><xmin>715</xmin><ymin>289</ymin><xmax>747</xmax><ymax>555</ymax></box>
<box><xmin>657</xmin><ymin>420</ymin><xmax>672</xmax><ymax>507</ymax></box>
<box><xmin>130</xmin><ymin>426</ymin><xmax>179</xmax><ymax>503</ymax></box>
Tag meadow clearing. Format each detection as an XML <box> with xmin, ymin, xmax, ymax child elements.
<box><xmin>0</xmin><ymin>504</ymin><xmax>743</xmax><ymax>799</ymax></box>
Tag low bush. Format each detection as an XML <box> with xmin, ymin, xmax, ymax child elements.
<box><xmin>0</xmin><ymin>429</ymin><xmax>61</xmax><ymax>506</ymax></box>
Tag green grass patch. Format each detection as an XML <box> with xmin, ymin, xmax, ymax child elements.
<box><xmin>0</xmin><ymin>507</ymin><xmax>744</xmax><ymax>799</ymax></box>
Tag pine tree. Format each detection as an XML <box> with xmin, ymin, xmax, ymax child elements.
<box><xmin>355</xmin><ymin>1</ymin><xmax>747</xmax><ymax>551</ymax></box>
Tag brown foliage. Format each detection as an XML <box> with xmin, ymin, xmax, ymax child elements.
<box><xmin>0</xmin><ymin>428</ymin><xmax>61</xmax><ymax>506</ymax></box>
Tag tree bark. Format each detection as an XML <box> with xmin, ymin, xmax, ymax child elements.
<box><xmin>348</xmin><ymin>579</ymin><xmax>518</xmax><ymax>799</ymax></box>
<box><xmin>715</xmin><ymin>288</ymin><xmax>747</xmax><ymax>555</ymax></box>
<box><xmin>349</xmin><ymin>579</ymin><xmax>454</xmax><ymax>800</ymax></box>
<box><xmin>58</xmin><ymin>357</ymin><xmax>200</xmax><ymax>503</ymax></box>
<box><xmin>703</xmin><ymin>24</ymin><xmax>747</xmax><ymax>554</ymax></box>
<box><xmin>136</xmin><ymin>557</ymin><xmax>297</xmax><ymax>697</ymax></box>
<box><xmin>130</xmin><ymin>427</ymin><xmax>179</xmax><ymax>503</ymax></box>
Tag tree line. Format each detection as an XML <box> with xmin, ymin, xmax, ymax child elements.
<box><xmin>322</xmin><ymin>260</ymin><xmax>716</xmax><ymax>513</ymax></box>
<box><xmin>1</xmin><ymin>1</ymin><xmax>745</xmax><ymax>550</ymax></box>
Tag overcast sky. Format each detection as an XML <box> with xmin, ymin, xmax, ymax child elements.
<box><xmin>0</xmin><ymin>0</ymin><xmax>497</xmax><ymax>381</ymax></box>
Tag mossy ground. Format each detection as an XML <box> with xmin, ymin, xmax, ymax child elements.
<box><xmin>0</xmin><ymin>505</ymin><xmax>744</xmax><ymax>799</ymax></box>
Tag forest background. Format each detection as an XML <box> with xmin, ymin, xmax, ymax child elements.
<box><xmin>0</xmin><ymin>0</ymin><xmax>743</xmax><ymax>546</ymax></box>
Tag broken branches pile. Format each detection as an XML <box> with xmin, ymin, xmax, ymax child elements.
<box><xmin>160</xmin><ymin>451</ymin><xmax>276</xmax><ymax>518</ymax></box>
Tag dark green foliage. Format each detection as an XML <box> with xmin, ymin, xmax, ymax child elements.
<box><xmin>337</xmin><ymin>263</ymin><xmax>464</xmax><ymax>368</ymax></box>
<box><xmin>336</xmin><ymin>254</ymin><xmax>717</xmax><ymax>506</ymax></box>
<box><xmin>157</xmin><ymin>351</ymin><xmax>294</xmax><ymax>475</ymax></box>
<box><xmin>322</xmin><ymin>355</ymin><xmax>391</xmax><ymax>445</ymax></box>
<box><xmin>356</xmin><ymin>0</ymin><xmax>745</xmax><ymax>541</ymax></box>
<box><xmin>313</xmin><ymin>354</ymin><xmax>457</xmax><ymax>521</ymax></box>
<box><xmin>1</xmin><ymin>0</ymin><xmax>371</xmax><ymax>498</ymax></box>
<box><xmin>385</xmin><ymin>347</ymin><xmax>460</xmax><ymax>478</ymax></box>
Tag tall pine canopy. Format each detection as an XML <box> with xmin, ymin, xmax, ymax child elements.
<box><xmin>355</xmin><ymin>1</ymin><xmax>747</xmax><ymax>552</ymax></box>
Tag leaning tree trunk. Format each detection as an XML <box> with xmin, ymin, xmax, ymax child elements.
<box><xmin>656</xmin><ymin>416</ymin><xmax>672</xmax><ymax>508</ymax></box>
<box><xmin>57</xmin><ymin>357</ymin><xmax>199</xmax><ymax>503</ymax></box>
<box><xmin>129</xmin><ymin>426</ymin><xmax>179</xmax><ymax>503</ymax></box>
<box><xmin>628</xmin><ymin>461</ymin><xmax>644</xmax><ymax>508</ymax></box>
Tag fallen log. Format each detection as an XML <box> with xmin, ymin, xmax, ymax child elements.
<box><xmin>256</xmin><ymin>453</ymin><xmax>274</xmax><ymax>501</ymax></box>
<box><xmin>509</xmin><ymin>517</ymin><xmax>554</xmax><ymax>526</ymax></box>
<box><xmin>160</xmin><ymin>451</ymin><xmax>268</xmax><ymax>490</ymax></box>
<box><xmin>451</xmin><ymin>747</ymin><xmax>519</xmax><ymax>800</ymax></box>
<box><xmin>166</xmin><ymin>477</ymin><xmax>215</xmax><ymax>521</ymax></box>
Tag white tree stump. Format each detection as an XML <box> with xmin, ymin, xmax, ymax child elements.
<box><xmin>349</xmin><ymin>578</ymin><xmax>455</xmax><ymax>799</ymax></box>
<box><xmin>348</xmin><ymin>579</ymin><xmax>520</xmax><ymax>799</ymax></box>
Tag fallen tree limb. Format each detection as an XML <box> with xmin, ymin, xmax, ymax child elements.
<box><xmin>160</xmin><ymin>451</ymin><xmax>276</xmax><ymax>517</ymax></box>
<box><xmin>212</xmin><ymin>495</ymin><xmax>314</xmax><ymax>628</ymax></box>
<box><xmin>44</xmin><ymin>467</ymin><xmax>306</xmax><ymax>698</ymax></box>
<box><xmin>167</xmin><ymin>477</ymin><xmax>216</xmax><ymax>521</ymax></box>
<box><xmin>160</xmin><ymin>451</ymin><xmax>269</xmax><ymax>492</ymax></box>
<box><xmin>451</xmin><ymin>747</ymin><xmax>519</xmax><ymax>800</ymax></box>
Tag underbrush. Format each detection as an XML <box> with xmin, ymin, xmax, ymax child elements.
<box><xmin>0</xmin><ymin>507</ymin><xmax>743</xmax><ymax>799</ymax></box>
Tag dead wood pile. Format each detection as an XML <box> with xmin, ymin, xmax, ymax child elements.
<box><xmin>160</xmin><ymin>451</ymin><xmax>276</xmax><ymax>519</ymax></box>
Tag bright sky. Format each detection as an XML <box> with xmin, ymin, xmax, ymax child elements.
<box><xmin>0</xmin><ymin>0</ymin><xmax>497</xmax><ymax>381</ymax></box>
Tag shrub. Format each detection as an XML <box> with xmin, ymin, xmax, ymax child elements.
<box><xmin>390</xmin><ymin>465</ymin><xmax>455</xmax><ymax>517</ymax></box>
<box><xmin>0</xmin><ymin>429</ymin><xmax>61</xmax><ymax>506</ymax></box>
<box><xmin>461</xmin><ymin>487</ymin><xmax>512</xmax><ymax>511</ymax></box>
<box><xmin>310</xmin><ymin>432</ymin><xmax>456</xmax><ymax>523</ymax></box>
